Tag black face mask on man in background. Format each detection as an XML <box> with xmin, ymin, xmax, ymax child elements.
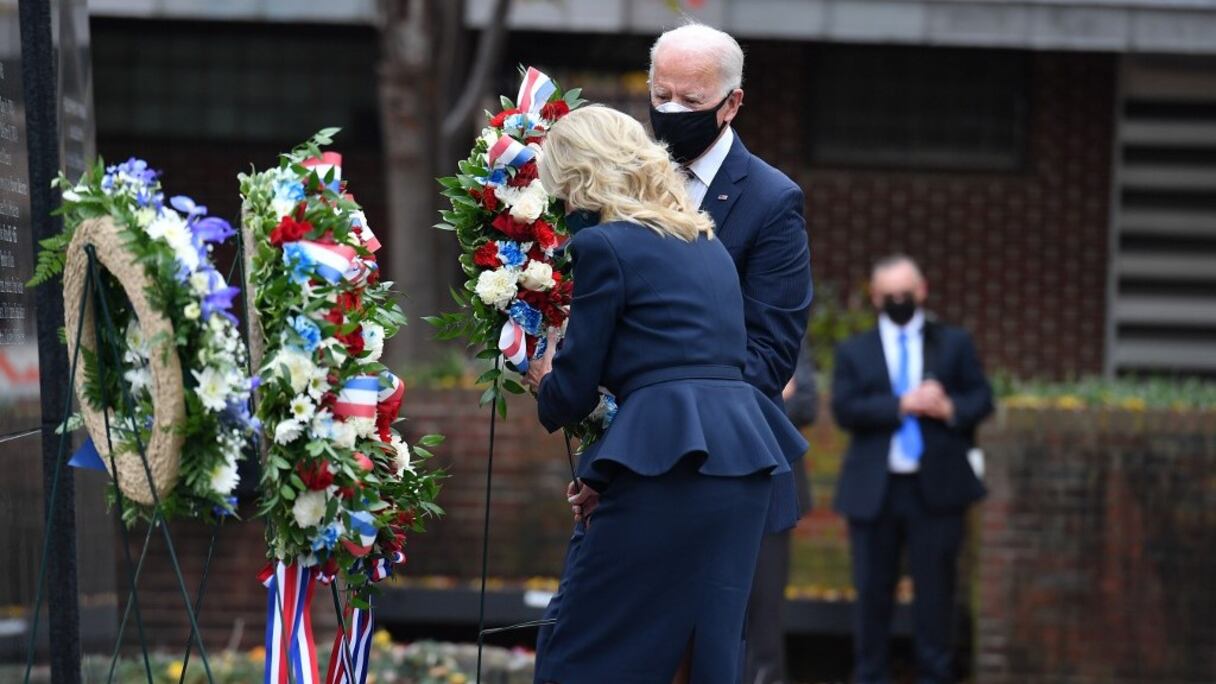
<box><xmin>649</xmin><ymin>93</ymin><xmax>732</xmax><ymax>165</ymax></box>
<box><xmin>882</xmin><ymin>292</ymin><xmax>918</xmax><ymax>326</ymax></box>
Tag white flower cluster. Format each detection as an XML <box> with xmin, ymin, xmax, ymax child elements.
<box><xmin>475</xmin><ymin>267</ymin><xmax>520</xmax><ymax>310</ymax></box>
<box><xmin>495</xmin><ymin>179</ymin><xmax>549</xmax><ymax>224</ymax></box>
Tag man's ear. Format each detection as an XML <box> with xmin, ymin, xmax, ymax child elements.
<box><xmin>721</xmin><ymin>89</ymin><xmax>744</xmax><ymax>126</ymax></box>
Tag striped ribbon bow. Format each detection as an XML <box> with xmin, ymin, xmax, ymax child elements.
<box><xmin>261</xmin><ymin>562</ymin><xmax>321</xmax><ymax>684</ymax></box>
<box><xmin>486</xmin><ymin>135</ymin><xmax>536</xmax><ymax>171</ymax></box>
<box><xmin>291</xmin><ymin>240</ymin><xmax>360</xmax><ymax>284</ymax></box>
<box><xmin>517</xmin><ymin>67</ymin><xmax>557</xmax><ymax>114</ymax></box>
<box><xmin>498</xmin><ymin>320</ymin><xmax>529</xmax><ymax>372</ymax></box>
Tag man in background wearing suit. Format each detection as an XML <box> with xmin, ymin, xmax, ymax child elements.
<box><xmin>831</xmin><ymin>255</ymin><xmax>993</xmax><ymax>684</ymax></box>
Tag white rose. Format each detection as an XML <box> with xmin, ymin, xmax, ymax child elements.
<box><xmin>475</xmin><ymin>268</ymin><xmax>519</xmax><ymax>310</ymax></box>
<box><xmin>509</xmin><ymin>191</ymin><xmax>545</xmax><ymax>224</ymax></box>
<box><xmin>519</xmin><ymin>260</ymin><xmax>554</xmax><ymax>292</ymax></box>
<box><xmin>274</xmin><ymin>419</ymin><xmax>304</xmax><ymax>445</ymax></box>
<box><xmin>291</xmin><ymin>490</ymin><xmax>328</xmax><ymax>530</ymax></box>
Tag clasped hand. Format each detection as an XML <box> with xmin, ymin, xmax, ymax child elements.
<box><xmin>899</xmin><ymin>379</ymin><xmax>955</xmax><ymax>422</ymax></box>
<box><xmin>566</xmin><ymin>479</ymin><xmax>599</xmax><ymax>525</ymax></box>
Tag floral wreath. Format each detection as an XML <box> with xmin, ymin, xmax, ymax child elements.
<box><xmin>240</xmin><ymin>129</ymin><xmax>443</xmax><ymax>597</ymax></box>
<box><xmin>430</xmin><ymin>67</ymin><xmax>618</xmax><ymax>448</ymax></box>
<box><xmin>33</xmin><ymin>158</ymin><xmax>256</xmax><ymax>522</ymax></box>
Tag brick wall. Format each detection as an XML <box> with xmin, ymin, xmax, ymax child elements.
<box><xmin>976</xmin><ymin>407</ymin><xmax>1216</xmax><ymax>683</ymax></box>
<box><xmin>733</xmin><ymin>48</ymin><xmax>1117</xmax><ymax>380</ymax></box>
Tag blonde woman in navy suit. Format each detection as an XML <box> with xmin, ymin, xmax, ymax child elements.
<box><xmin>520</xmin><ymin>105</ymin><xmax>807</xmax><ymax>683</ymax></box>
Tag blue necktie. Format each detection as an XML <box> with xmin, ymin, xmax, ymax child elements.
<box><xmin>895</xmin><ymin>331</ymin><xmax>924</xmax><ymax>461</ymax></box>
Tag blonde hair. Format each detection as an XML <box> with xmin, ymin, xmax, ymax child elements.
<box><xmin>538</xmin><ymin>105</ymin><xmax>714</xmax><ymax>242</ymax></box>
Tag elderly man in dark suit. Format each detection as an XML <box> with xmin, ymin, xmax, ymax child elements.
<box><xmin>832</xmin><ymin>255</ymin><xmax>994</xmax><ymax>684</ymax></box>
<box><xmin>646</xmin><ymin>23</ymin><xmax>814</xmax><ymax>683</ymax></box>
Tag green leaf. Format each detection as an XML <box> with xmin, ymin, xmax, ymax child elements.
<box><xmin>280</xmin><ymin>484</ymin><xmax>296</xmax><ymax>501</ymax></box>
<box><xmin>502</xmin><ymin>379</ymin><xmax>526</xmax><ymax>395</ymax></box>
<box><xmin>418</xmin><ymin>434</ymin><xmax>445</xmax><ymax>447</ymax></box>
<box><xmin>479</xmin><ymin>384</ymin><xmax>497</xmax><ymax>407</ymax></box>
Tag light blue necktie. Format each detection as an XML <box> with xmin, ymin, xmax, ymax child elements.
<box><xmin>895</xmin><ymin>331</ymin><xmax>924</xmax><ymax>461</ymax></box>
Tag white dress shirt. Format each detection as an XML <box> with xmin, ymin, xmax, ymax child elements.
<box><xmin>683</xmin><ymin>126</ymin><xmax>735</xmax><ymax>207</ymax></box>
<box><xmin>878</xmin><ymin>309</ymin><xmax>925</xmax><ymax>473</ymax></box>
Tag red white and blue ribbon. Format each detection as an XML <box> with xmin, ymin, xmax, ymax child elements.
<box><xmin>517</xmin><ymin>67</ymin><xmax>556</xmax><ymax>114</ymax></box>
<box><xmin>486</xmin><ymin>135</ymin><xmax>536</xmax><ymax>170</ymax></box>
<box><xmin>368</xmin><ymin>556</ymin><xmax>393</xmax><ymax>582</ymax></box>
<box><xmin>261</xmin><ymin>562</ymin><xmax>320</xmax><ymax>684</ymax></box>
<box><xmin>341</xmin><ymin>511</ymin><xmax>378</xmax><ymax>558</ymax></box>
<box><xmin>350</xmin><ymin>211</ymin><xmax>381</xmax><ymax>253</ymax></box>
<box><xmin>292</xmin><ymin>241</ymin><xmax>359</xmax><ymax>284</ymax></box>
<box><xmin>304</xmin><ymin>152</ymin><xmax>343</xmax><ymax>192</ymax></box>
<box><xmin>498</xmin><ymin>320</ymin><xmax>529</xmax><ymax>372</ymax></box>
<box><xmin>323</xmin><ymin>600</ymin><xmax>373</xmax><ymax>684</ymax></box>
<box><xmin>377</xmin><ymin>372</ymin><xmax>404</xmax><ymax>406</ymax></box>
<box><xmin>333</xmin><ymin>376</ymin><xmax>380</xmax><ymax>420</ymax></box>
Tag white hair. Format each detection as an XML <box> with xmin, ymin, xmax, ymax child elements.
<box><xmin>648</xmin><ymin>22</ymin><xmax>745</xmax><ymax>98</ymax></box>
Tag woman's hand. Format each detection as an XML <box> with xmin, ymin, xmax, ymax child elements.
<box><xmin>567</xmin><ymin>479</ymin><xmax>600</xmax><ymax>525</ymax></box>
<box><xmin>523</xmin><ymin>329</ymin><xmax>559</xmax><ymax>392</ymax></box>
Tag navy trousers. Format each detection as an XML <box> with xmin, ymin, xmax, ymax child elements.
<box><xmin>847</xmin><ymin>474</ymin><xmax>964</xmax><ymax>684</ymax></box>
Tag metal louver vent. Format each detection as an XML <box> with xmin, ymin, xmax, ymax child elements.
<box><xmin>1108</xmin><ymin>57</ymin><xmax>1216</xmax><ymax>376</ymax></box>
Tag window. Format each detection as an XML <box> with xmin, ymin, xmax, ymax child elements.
<box><xmin>808</xmin><ymin>45</ymin><xmax>1029</xmax><ymax>171</ymax></box>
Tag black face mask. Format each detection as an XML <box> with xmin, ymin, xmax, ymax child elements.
<box><xmin>649</xmin><ymin>93</ymin><xmax>732</xmax><ymax>165</ymax></box>
<box><xmin>564</xmin><ymin>209</ymin><xmax>601</xmax><ymax>235</ymax></box>
<box><xmin>881</xmin><ymin>293</ymin><xmax>918</xmax><ymax>326</ymax></box>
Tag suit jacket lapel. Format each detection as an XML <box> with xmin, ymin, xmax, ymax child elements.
<box><xmin>866</xmin><ymin>329</ymin><xmax>892</xmax><ymax>391</ymax></box>
<box><xmin>700</xmin><ymin>134</ymin><xmax>750</xmax><ymax>236</ymax></box>
<box><xmin>923</xmin><ymin>319</ymin><xmax>940</xmax><ymax>380</ymax></box>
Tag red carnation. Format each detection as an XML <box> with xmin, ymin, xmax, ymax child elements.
<box><xmin>489</xmin><ymin>107</ymin><xmax>521</xmax><ymax>128</ymax></box>
<box><xmin>491</xmin><ymin>213</ymin><xmax>536</xmax><ymax>242</ymax></box>
<box><xmin>534</xmin><ymin>220</ymin><xmax>559</xmax><ymax>251</ymax></box>
<box><xmin>541</xmin><ymin>100</ymin><xmax>571</xmax><ymax>122</ymax></box>
<box><xmin>336</xmin><ymin>485</ymin><xmax>357</xmax><ymax>500</ymax></box>
<box><xmin>297</xmin><ymin>459</ymin><xmax>335</xmax><ymax>490</ymax></box>
<box><xmin>337</xmin><ymin>324</ymin><xmax>365</xmax><ymax>356</ymax></box>
<box><xmin>473</xmin><ymin>242</ymin><xmax>500</xmax><ymax>268</ymax></box>
<box><xmin>324</xmin><ymin>307</ymin><xmax>344</xmax><ymax>328</ymax></box>
<box><xmin>473</xmin><ymin>186</ymin><xmax>499</xmax><ymax>212</ymax></box>
<box><xmin>376</xmin><ymin>382</ymin><xmax>405</xmax><ymax>443</ymax></box>
<box><xmin>269</xmin><ymin>215</ymin><xmax>312</xmax><ymax>246</ymax></box>
<box><xmin>508</xmin><ymin>161</ymin><xmax>539</xmax><ymax>188</ymax></box>
<box><xmin>337</xmin><ymin>290</ymin><xmax>362</xmax><ymax>313</ymax></box>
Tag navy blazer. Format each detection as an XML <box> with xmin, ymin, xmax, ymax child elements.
<box><xmin>701</xmin><ymin>134</ymin><xmax>813</xmax><ymax>405</ymax></box>
<box><xmin>537</xmin><ymin>222</ymin><xmax>807</xmax><ymax>523</ymax></box>
<box><xmin>831</xmin><ymin>321</ymin><xmax>994</xmax><ymax>521</ymax></box>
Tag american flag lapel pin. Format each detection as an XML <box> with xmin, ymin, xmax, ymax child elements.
<box><xmin>718</xmin><ymin>194</ymin><xmax>729</xmax><ymax>201</ymax></box>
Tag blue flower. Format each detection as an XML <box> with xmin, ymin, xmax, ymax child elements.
<box><xmin>170</xmin><ymin>195</ymin><xmax>208</xmax><ymax>218</ymax></box>
<box><xmin>290</xmin><ymin>315</ymin><xmax>322</xmax><ymax>352</ymax></box>
<box><xmin>487</xmin><ymin>168</ymin><xmax>509</xmax><ymax>186</ymax></box>
<box><xmin>282</xmin><ymin>243</ymin><xmax>315</xmax><ymax>284</ymax></box>
<box><xmin>533</xmin><ymin>334</ymin><xmax>548</xmax><ymax>360</ymax></box>
<box><xmin>273</xmin><ymin>178</ymin><xmax>306</xmax><ymax>203</ymax></box>
<box><xmin>504</xmin><ymin>113</ymin><xmax>538</xmax><ymax>131</ymax></box>
<box><xmin>508</xmin><ymin>299</ymin><xmax>543</xmax><ymax>336</ymax></box>
<box><xmin>103</xmin><ymin>157</ymin><xmax>162</xmax><ymax>207</ymax></box>
<box><xmin>311</xmin><ymin>521</ymin><xmax>343</xmax><ymax>552</ymax></box>
<box><xmin>202</xmin><ymin>286</ymin><xmax>241</xmax><ymax>324</ymax></box>
<box><xmin>602</xmin><ymin>394</ymin><xmax>619</xmax><ymax>428</ymax></box>
<box><xmin>192</xmin><ymin>217</ymin><xmax>235</xmax><ymax>245</ymax></box>
<box><xmin>496</xmin><ymin>241</ymin><xmax>528</xmax><ymax>268</ymax></box>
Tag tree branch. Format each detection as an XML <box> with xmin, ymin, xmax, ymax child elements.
<box><xmin>440</xmin><ymin>0</ymin><xmax>512</xmax><ymax>143</ymax></box>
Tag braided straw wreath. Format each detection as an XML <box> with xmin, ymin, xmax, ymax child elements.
<box><xmin>62</xmin><ymin>216</ymin><xmax>186</xmax><ymax>506</ymax></box>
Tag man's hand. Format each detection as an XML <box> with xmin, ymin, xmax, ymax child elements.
<box><xmin>902</xmin><ymin>380</ymin><xmax>955</xmax><ymax>422</ymax></box>
<box><xmin>567</xmin><ymin>479</ymin><xmax>599</xmax><ymax>525</ymax></box>
<box><xmin>523</xmin><ymin>330</ymin><xmax>559</xmax><ymax>393</ymax></box>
